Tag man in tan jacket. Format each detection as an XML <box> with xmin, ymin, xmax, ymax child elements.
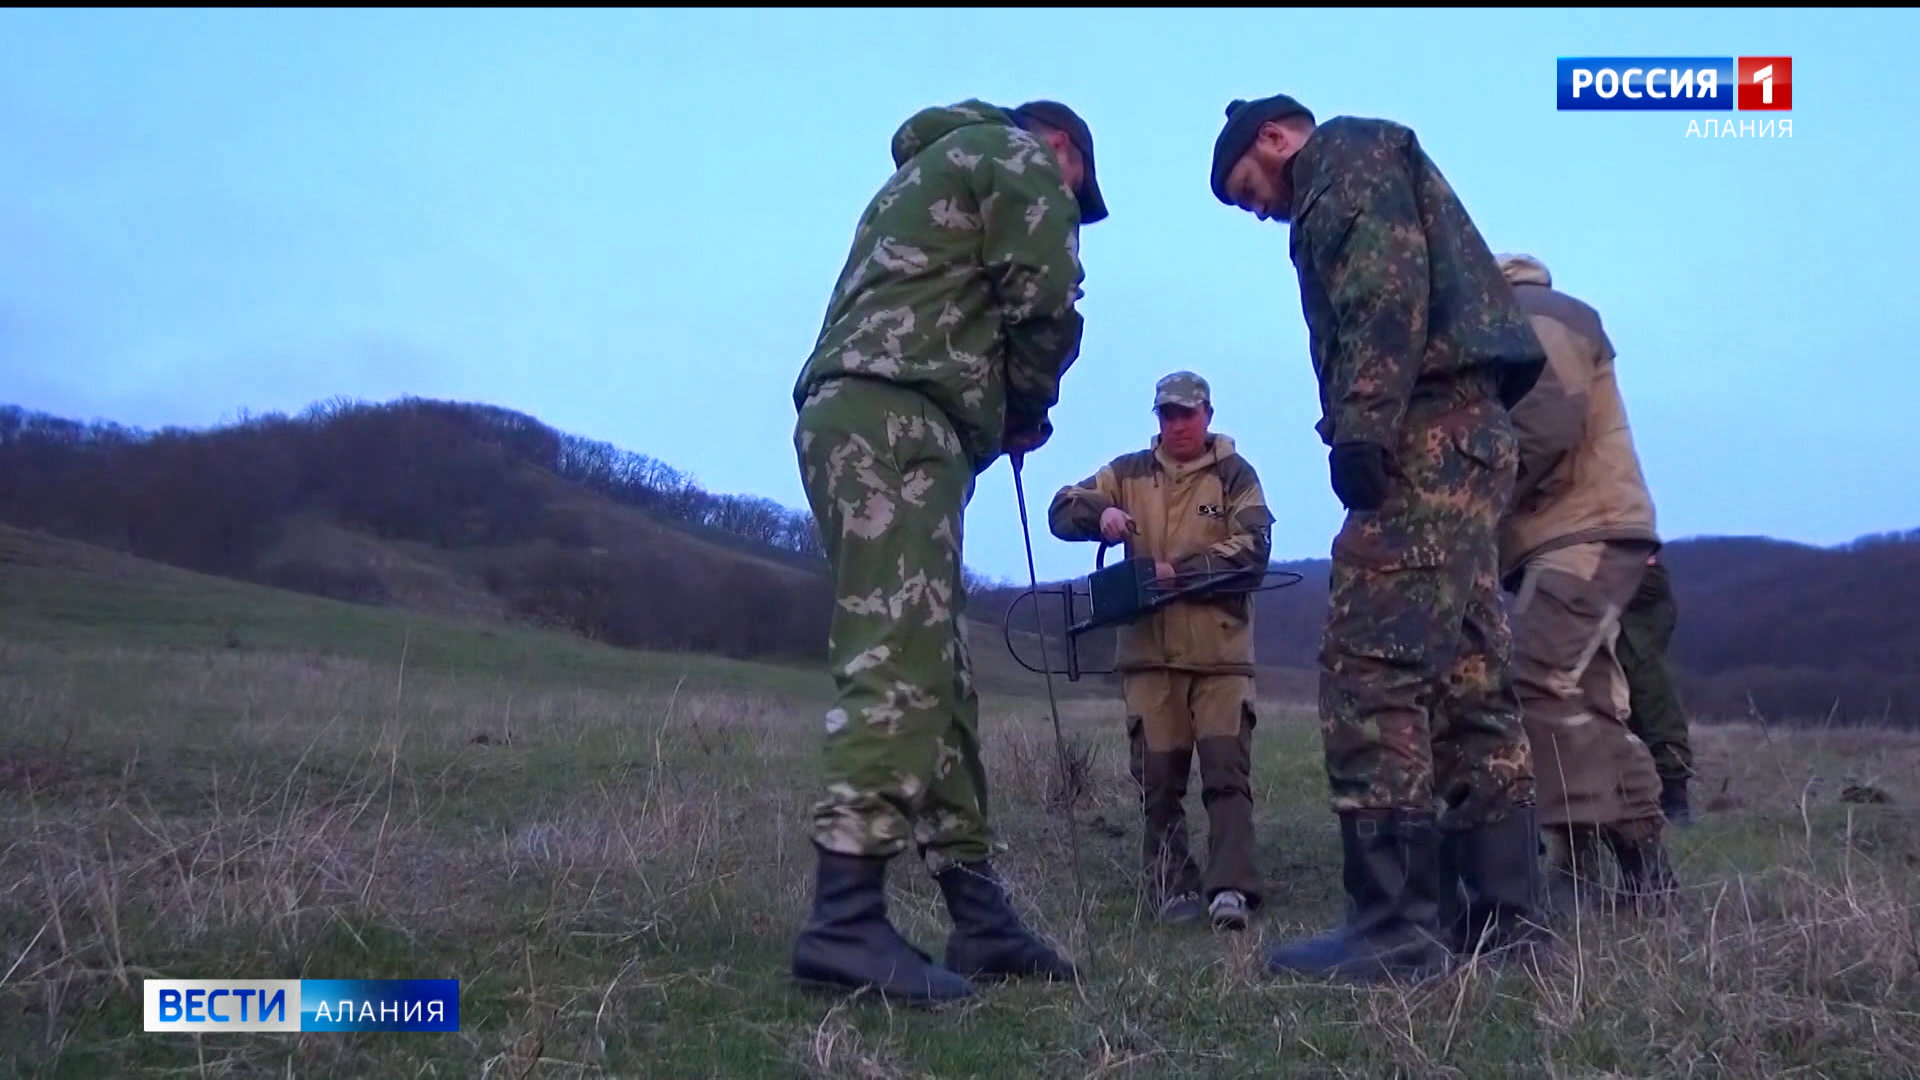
<box><xmin>1048</xmin><ymin>371</ymin><xmax>1276</xmax><ymax>931</ymax></box>
<box><xmin>1493</xmin><ymin>253</ymin><xmax>1678</xmax><ymax>917</ymax></box>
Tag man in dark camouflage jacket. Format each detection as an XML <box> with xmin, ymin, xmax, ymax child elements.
<box><xmin>1211</xmin><ymin>93</ymin><xmax>1551</xmax><ymax>983</ymax></box>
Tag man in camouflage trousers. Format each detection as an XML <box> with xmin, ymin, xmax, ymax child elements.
<box><xmin>1211</xmin><ymin>93</ymin><xmax>1551</xmax><ymax>982</ymax></box>
<box><xmin>1048</xmin><ymin>371</ymin><xmax>1275</xmax><ymax>933</ymax></box>
<box><xmin>789</xmin><ymin>98</ymin><xmax>1105</xmax><ymax>1006</ymax></box>
<box><xmin>1617</xmin><ymin>551</ymin><xmax>1696</xmax><ymax>824</ymax></box>
<box><xmin>1494</xmin><ymin>252</ymin><xmax>1679</xmax><ymax>917</ymax></box>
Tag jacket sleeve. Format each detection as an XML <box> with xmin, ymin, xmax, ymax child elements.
<box><xmin>1508</xmin><ymin>317</ymin><xmax>1591</xmax><ymax>505</ymax></box>
<box><xmin>1300</xmin><ymin>153</ymin><xmax>1429</xmax><ymax>451</ymax></box>
<box><xmin>977</xmin><ymin>127</ymin><xmax>1087</xmax><ymax>435</ymax></box>
<box><xmin>1047</xmin><ymin>460</ymin><xmax>1121</xmax><ymax>541</ymax></box>
<box><xmin>1172</xmin><ymin>460</ymin><xmax>1275</xmax><ymax>582</ymax></box>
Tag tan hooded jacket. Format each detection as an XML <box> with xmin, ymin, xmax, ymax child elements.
<box><xmin>1495</xmin><ymin>254</ymin><xmax>1660</xmax><ymax>580</ymax></box>
<box><xmin>1047</xmin><ymin>434</ymin><xmax>1274</xmax><ymax>675</ymax></box>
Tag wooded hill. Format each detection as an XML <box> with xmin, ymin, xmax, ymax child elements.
<box><xmin>2</xmin><ymin>396</ymin><xmax>1916</xmax><ymax>724</ymax></box>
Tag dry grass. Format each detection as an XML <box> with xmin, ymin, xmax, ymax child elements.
<box><xmin>3</xmin><ymin>628</ymin><xmax>1920</xmax><ymax>1077</ymax></box>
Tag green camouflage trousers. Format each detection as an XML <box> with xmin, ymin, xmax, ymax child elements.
<box><xmin>1319</xmin><ymin>393</ymin><xmax>1536</xmax><ymax>831</ymax></box>
<box><xmin>793</xmin><ymin>376</ymin><xmax>992</xmax><ymax>873</ymax></box>
<box><xmin>1616</xmin><ymin>557</ymin><xmax>1694</xmax><ymax>779</ymax></box>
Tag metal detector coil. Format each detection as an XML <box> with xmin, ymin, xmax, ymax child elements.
<box><xmin>1002</xmin><ymin>543</ymin><xmax>1305</xmax><ymax>681</ymax></box>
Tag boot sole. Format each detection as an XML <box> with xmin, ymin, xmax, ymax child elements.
<box><xmin>1264</xmin><ymin>945</ymin><xmax>1453</xmax><ymax>986</ymax></box>
<box><xmin>792</xmin><ymin>974</ymin><xmax>974</xmax><ymax>1010</ymax></box>
<box><xmin>1266</xmin><ymin>960</ymin><xmax>1452</xmax><ymax>986</ymax></box>
<box><xmin>946</xmin><ymin>954</ymin><xmax>1081</xmax><ymax>985</ymax></box>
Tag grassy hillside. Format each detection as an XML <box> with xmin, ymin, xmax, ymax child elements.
<box><xmin>0</xmin><ymin>524</ymin><xmax>1098</xmax><ymax>704</ymax></box>
<box><xmin>0</xmin><ymin>398</ymin><xmax>837</xmax><ymax>664</ymax></box>
<box><xmin>5</xmin><ymin>396</ymin><xmax>1919</xmax><ymax>725</ymax></box>
<box><xmin>5</xmin><ymin>512</ymin><xmax>1919</xmax><ymax>1077</ymax></box>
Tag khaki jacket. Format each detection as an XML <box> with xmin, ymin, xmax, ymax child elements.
<box><xmin>1496</xmin><ymin>255</ymin><xmax>1660</xmax><ymax>581</ymax></box>
<box><xmin>1047</xmin><ymin>434</ymin><xmax>1274</xmax><ymax>675</ymax></box>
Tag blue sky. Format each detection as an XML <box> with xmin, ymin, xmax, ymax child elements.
<box><xmin>3</xmin><ymin>7</ymin><xmax>1915</xmax><ymax>585</ymax></box>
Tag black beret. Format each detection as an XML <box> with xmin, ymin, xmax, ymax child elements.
<box><xmin>1211</xmin><ymin>93</ymin><xmax>1314</xmax><ymax>205</ymax></box>
<box><xmin>1010</xmin><ymin>99</ymin><xmax>1109</xmax><ymax>225</ymax></box>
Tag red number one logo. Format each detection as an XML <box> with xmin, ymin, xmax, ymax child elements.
<box><xmin>1737</xmin><ymin>57</ymin><xmax>1793</xmax><ymax>110</ymax></box>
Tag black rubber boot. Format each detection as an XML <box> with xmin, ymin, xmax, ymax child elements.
<box><xmin>1263</xmin><ymin>809</ymin><xmax>1452</xmax><ymax>984</ymax></box>
<box><xmin>935</xmin><ymin>861</ymin><xmax>1079</xmax><ymax>983</ymax></box>
<box><xmin>791</xmin><ymin>846</ymin><xmax>975</xmax><ymax>1007</ymax></box>
<box><xmin>1543</xmin><ymin>825</ymin><xmax>1606</xmax><ymax>920</ymax></box>
<box><xmin>1605</xmin><ymin>828</ymin><xmax>1681</xmax><ymax>916</ymax></box>
<box><xmin>1437</xmin><ymin>805</ymin><xmax>1553</xmax><ymax>965</ymax></box>
<box><xmin>1659</xmin><ymin>777</ymin><xmax>1693</xmax><ymax>827</ymax></box>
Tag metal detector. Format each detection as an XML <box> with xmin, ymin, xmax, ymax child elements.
<box><xmin>1001</xmin><ymin>539</ymin><xmax>1306</xmax><ymax>680</ymax></box>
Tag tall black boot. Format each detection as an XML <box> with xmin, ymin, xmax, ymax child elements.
<box><xmin>1437</xmin><ymin>805</ymin><xmax>1552</xmax><ymax>963</ymax></box>
<box><xmin>1604</xmin><ymin>827</ymin><xmax>1680</xmax><ymax>916</ymax></box>
<box><xmin>1659</xmin><ymin>777</ymin><xmax>1693</xmax><ymax>827</ymax></box>
<box><xmin>791</xmin><ymin>845</ymin><xmax>975</xmax><ymax>1006</ymax></box>
<box><xmin>1263</xmin><ymin>809</ymin><xmax>1452</xmax><ymax>984</ymax></box>
<box><xmin>935</xmin><ymin>860</ymin><xmax>1079</xmax><ymax>983</ymax></box>
<box><xmin>1543</xmin><ymin>825</ymin><xmax>1607</xmax><ymax>920</ymax></box>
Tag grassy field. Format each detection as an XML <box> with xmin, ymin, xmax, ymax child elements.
<box><xmin>3</xmin><ymin>529</ymin><xmax>1919</xmax><ymax>1078</ymax></box>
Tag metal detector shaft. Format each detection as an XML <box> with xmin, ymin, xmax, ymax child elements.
<box><xmin>1009</xmin><ymin>453</ymin><xmax>1088</xmax><ymax>922</ymax></box>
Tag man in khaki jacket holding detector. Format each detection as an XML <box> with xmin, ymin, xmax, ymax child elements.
<box><xmin>1048</xmin><ymin>371</ymin><xmax>1276</xmax><ymax>931</ymax></box>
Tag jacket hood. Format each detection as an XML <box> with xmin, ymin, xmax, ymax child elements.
<box><xmin>890</xmin><ymin>99</ymin><xmax>1013</xmax><ymax>167</ymax></box>
<box><xmin>1152</xmin><ymin>433</ymin><xmax>1238</xmax><ymax>478</ymax></box>
<box><xmin>1497</xmin><ymin>252</ymin><xmax>1552</xmax><ymax>287</ymax></box>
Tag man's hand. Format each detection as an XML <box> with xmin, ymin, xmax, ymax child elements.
<box><xmin>1098</xmin><ymin>507</ymin><xmax>1135</xmax><ymax>543</ymax></box>
<box><xmin>1005</xmin><ymin>415</ymin><xmax>1053</xmax><ymax>457</ymax></box>
<box><xmin>1155</xmin><ymin>560</ymin><xmax>1175</xmax><ymax>582</ymax></box>
<box><xmin>1328</xmin><ymin>441</ymin><xmax>1393</xmax><ymax>512</ymax></box>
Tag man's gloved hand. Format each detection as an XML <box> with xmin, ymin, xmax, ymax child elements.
<box><xmin>1328</xmin><ymin>441</ymin><xmax>1393</xmax><ymax>512</ymax></box>
<box><xmin>1005</xmin><ymin>415</ymin><xmax>1053</xmax><ymax>457</ymax></box>
<box><xmin>1098</xmin><ymin>507</ymin><xmax>1135</xmax><ymax>543</ymax></box>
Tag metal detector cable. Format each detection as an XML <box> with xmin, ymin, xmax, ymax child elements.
<box><xmin>1009</xmin><ymin>454</ymin><xmax>1089</xmax><ymax>930</ymax></box>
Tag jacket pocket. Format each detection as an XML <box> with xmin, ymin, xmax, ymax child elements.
<box><xmin>1511</xmin><ymin>566</ymin><xmax>1615</xmax><ymax>690</ymax></box>
<box><xmin>1448</xmin><ymin>418</ymin><xmax>1516</xmax><ymax>477</ymax></box>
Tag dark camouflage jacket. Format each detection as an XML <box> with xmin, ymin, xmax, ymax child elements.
<box><xmin>793</xmin><ymin>100</ymin><xmax>1086</xmax><ymax>474</ymax></box>
<box><xmin>1286</xmin><ymin>116</ymin><xmax>1545</xmax><ymax>449</ymax></box>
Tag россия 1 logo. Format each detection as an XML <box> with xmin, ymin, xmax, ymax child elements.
<box><xmin>1556</xmin><ymin>56</ymin><xmax>1793</xmax><ymax>138</ymax></box>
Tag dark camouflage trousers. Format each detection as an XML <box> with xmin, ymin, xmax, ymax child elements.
<box><xmin>1319</xmin><ymin>391</ymin><xmax>1535</xmax><ymax>831</ymax></box>
<box><xmin>1616</xmin><ymin>558</ymin><xmax>1694</xmax><ymax>779</ymax></box>
<box><xmin>793</xmin><ymin>376</ymin><xmax>993</xmax><ymax>873</ymax></box>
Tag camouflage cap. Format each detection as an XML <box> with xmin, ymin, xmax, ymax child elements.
<box><xmin>1496</xmin><ymin>252</ymin><xmax>1552</xmax><ymax>287</ymax></box>
<box><xmin>1010</xmin><ymin>99</ymin><xmax>1108</xmax><ymax>225</ymax></box>
<box><xmin>1153</xmin><ymin>371</ymin><xmax>1211</xmax><ymax>411</ymax></box>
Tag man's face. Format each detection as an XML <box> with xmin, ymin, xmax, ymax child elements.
<box><xmin>1222</xmin><ymin>123</ymin><xmax>1303</xmax><ymax>223</ymax></box>
<box><xmin>1156</xmin><ymin>403</ymin><xmax>1212</xmax><ymax>462</ymax></box>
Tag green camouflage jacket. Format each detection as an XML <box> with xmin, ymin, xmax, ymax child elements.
<box><xmin>793</xmin><ymin>100</ymin><xmax>1086</xmax><ymax>474</ymax></box>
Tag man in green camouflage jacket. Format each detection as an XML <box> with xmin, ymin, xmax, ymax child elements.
<box><xmin>1211</xmin><ymin>93</ymin><xmax>1551</xmax><ymax>983</ymax></box>
<box><xmin>789</xmin><ymin>98</ymin><xmax>1103</xmax><ymax>1006</ymax></box>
